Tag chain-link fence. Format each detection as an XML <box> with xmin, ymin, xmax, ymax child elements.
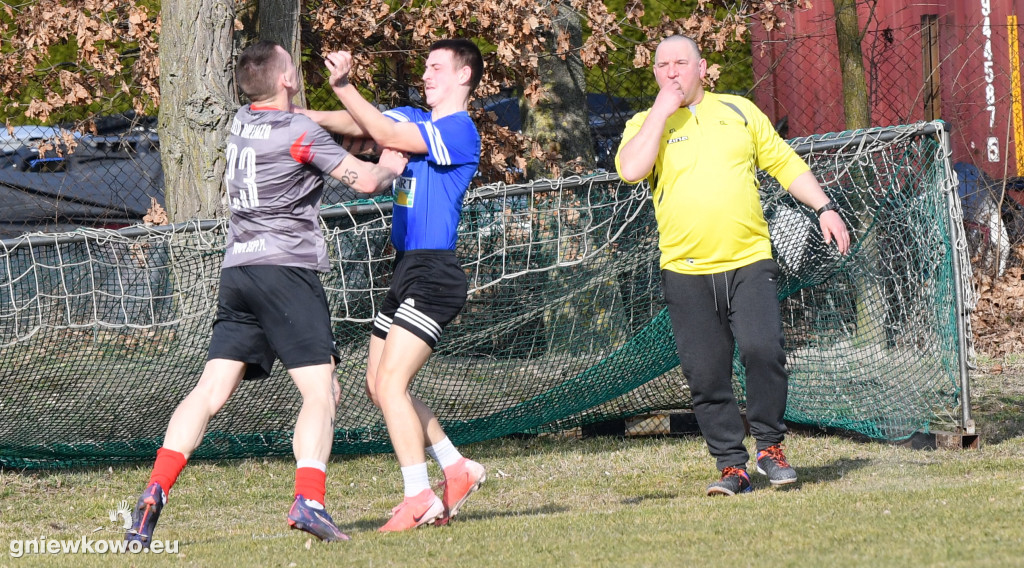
<box><xmin>3</xmin><ymin>4</ymin><xmax>1019</xmax><ymax>400</ymax></box>
<box><xmin>9</xmin><ymin>7</ymin><xmax>1022</xmax><ymax>266</ymax></box>
<box><xmin>0</xmin><ymin>111</ymin><xmax>163</xmax><ymax>239</ymax></box>
<box><xmin>0</xmin><ymin>5</ymin><xmax>1010</xmax><ymax>448</ymax></box>
<box><xmin>749</xmin><ymin>17</ymin><xmax>1024</xmax><ymax>278</ymax></box>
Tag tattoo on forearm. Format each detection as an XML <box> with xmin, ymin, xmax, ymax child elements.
<box><xmin>341</xmin><ymin>169</ymin><xmax>358</xmax><ymax>186</ymax></box>
<box><xmin>342</xmin><ymin>137</ymin><xmax>376</xmax><ymax>155</ymax></box>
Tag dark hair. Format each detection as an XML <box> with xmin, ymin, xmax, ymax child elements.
<box><xmin>429</xmin><ymin>39</ymin><xmax>484</xmax><ymax>93</ymax></box>
<box><xmin>235</xmin><ymin>40</ymin><xmax>288</xmax><ymax>101</ymax></box>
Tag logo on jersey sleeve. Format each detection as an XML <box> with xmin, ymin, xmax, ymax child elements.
<box><xmin>290</xmin><ymin>132</ymin><xmax>316</xmax><ymax>164</ymax></box>
<box><xmin>394</xmin><ymin>176</ymin><xmax>416</xmax><ymax>207</ymax></box>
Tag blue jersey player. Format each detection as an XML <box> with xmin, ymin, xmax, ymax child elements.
<box><xmin>303</xmin><ymin>39</ymin><xmax>486</xmax><ymax>532</ymax></box>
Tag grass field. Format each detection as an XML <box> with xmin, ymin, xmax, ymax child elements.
<box><xmin>2</xmin><ymin>356</ymin><xmax>1023</xmax><ymax>568</ymax></box>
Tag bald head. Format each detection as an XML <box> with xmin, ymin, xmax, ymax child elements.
<box><xmin>652</xmin><ymin>34</ymin><xmax>707</xmax><ymax>107</ymax></box>
<box><xmin>656</xmin><ymin>35</ymin><xmax>702</xmax><ymax>62</ymax></box>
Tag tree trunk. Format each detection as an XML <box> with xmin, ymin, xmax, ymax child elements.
<box><xmin>833</xmin><ymin>0</ymin><xmax>883</xmax><ymax>348</ymax></box>
<box><xmin>258</xmin><ymin>0</ymin><xmax>305</xmax><ymax>108</ymax></box>
<box><xmin>159</xmin><ymin>0</ymin><xmax>237</xmax><ymax>222</ymax></box>
<box><xmin>833</xmin><ymin>0</ymin><xmax>870</xmax><ymax>129</ymax></box>
<box><xmin>523</xmin><ymin>2</ymin><xmax>594</xmax><ymax>178</ymax></box>
<box><xmin>524</xmin><ymin>4</ymin><xmax>619</xmax><ymax>354</ymax></box>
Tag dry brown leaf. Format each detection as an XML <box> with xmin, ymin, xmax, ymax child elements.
<box><xmin>143</xmin><ymin>198</ymin><xmax>169</xmax><ymax>226</ymax></box>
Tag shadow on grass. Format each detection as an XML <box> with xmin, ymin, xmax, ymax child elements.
<box><xmin>761</xmin><ymin>457</ymin><xmax>872</xmax><ymax>491</ymax></box>
<box><xmin>470</xmin><ymin>434</ymin><xmax>686</xmax><ymax>460</ymax></box>
<box><xmin>345</xmin><ymin>504</ymin><xmax>572</xmax><ymax>532</ymax></box>
<box><xmin>620</xmin><ymin>491</ymin><xmax>678</xmax><ymax>505</ymax></box>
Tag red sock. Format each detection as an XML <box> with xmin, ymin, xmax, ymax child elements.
<box><xmin>295</xmin><ymin>467</ymin><xmax>327</xmax><ymax>505</ymax></box>
<box><xmin>149</xmin><ymin>447</ymin><xmax>188</xmax><ymax>494</ymax></box>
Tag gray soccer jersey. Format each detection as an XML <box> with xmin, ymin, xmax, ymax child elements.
<box><xmin>221</xmin><ymin>105</ymin><xmax>348</xmax><ymax>272</ymax></box>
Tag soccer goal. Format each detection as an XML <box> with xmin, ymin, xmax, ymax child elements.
<box><xmin>0</xmin><ymin>121</ymin><xmax>972</xmax><ymax>469</ymax></box>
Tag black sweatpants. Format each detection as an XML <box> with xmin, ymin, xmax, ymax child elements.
<box><xmin>662</xmin><ymin>259</ymin><xmax>788</xmax><ymax>470</ymax></box>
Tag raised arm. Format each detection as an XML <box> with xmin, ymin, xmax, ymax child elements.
<box><xmin>616</xmin><ymin>82</ymin><xmax>684</xmax><ymax>183</ymax></box>
<box><xmin>293</xmin><ymin>106</ymin><xmax>368</xmax><ymax>138</ymax></box>
<box><xmin>328</xmin><ymin>148</ymin><xmax>408</xmax><ymax>195</ymax></box>
<box><xmin>324</xmin><ymin>51</ymin><xmax>428</xmax><ymax>155</ymax></box>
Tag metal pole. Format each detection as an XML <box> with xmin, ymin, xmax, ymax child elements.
<box><xmin>937</xmin><ymin>121</ymin><xmax>975</xmax><ymax>435</ymax></box>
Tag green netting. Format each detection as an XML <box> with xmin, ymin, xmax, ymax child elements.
<box><xmin>0</xmin><ymin>122</ymin><xmax>971</xmax><ymax>469</ymax></box>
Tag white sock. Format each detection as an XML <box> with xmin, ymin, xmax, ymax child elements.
<box><xmin>425</xmin><ymin>437</ymin><xmax>463</xmax><ymax>470</ymax></box>
<box><xmin>400</xmin><ymin>463</ymin><xmax>431</xmax><ymax>498</ymax></box>
<box><xmin>295</xmin><ymin>459</ymin><xmax>327</xmax><ymax>472</ymax></box>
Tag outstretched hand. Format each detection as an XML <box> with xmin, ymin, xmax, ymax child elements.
<box><xmin>324</xmin><ymin>51</ymin><xmax>354</xmax><ymax>89</ymax></box>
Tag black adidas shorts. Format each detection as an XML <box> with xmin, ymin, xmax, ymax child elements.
<box><xmin>372</xmin><ymin>250</ymin><xmax>468</xmax><ymax>349</ymax></box>
<box><xmin>208</xmin><ymin>265</ymin><xmax>339</xmax><ymax>380</ymax></box>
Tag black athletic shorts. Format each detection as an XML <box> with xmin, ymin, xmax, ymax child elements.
<box><xmin>208</xmin><ymin>265</ymin><xmax>339</xmax><ymax>380</ymax></box>
<box><xmin>371</xmin><ymin>250</ymin><xmax>468</xmax><ymax>349</ymax></box>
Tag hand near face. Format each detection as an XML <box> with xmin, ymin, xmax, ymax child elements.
<box><xmin>651</xmin><ymin>80</ymin><xmax>685</xmax><ymax>118</ymax></box>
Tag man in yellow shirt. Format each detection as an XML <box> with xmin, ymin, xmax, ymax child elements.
<box><xmin>616</xmin><ymin>35</ymin><xmax>849</xmax><ymax>496</ymax></box>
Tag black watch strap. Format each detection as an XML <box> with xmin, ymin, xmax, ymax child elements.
<box><xmin>815</xmin><ymin>201</ymin><xmax>839</xmax><ymax>216</ymax></box>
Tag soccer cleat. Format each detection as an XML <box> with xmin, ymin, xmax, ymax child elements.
<box><xmin>756</xmin><ymin>444</ymin><xmax>798</xmax><ymax>486</ymax></box>
<box><xmin>124</xmin><ymin>481</ymin><xmax>166</xmax><ymax>547</ymax></box>
<box><xmin>287</xmin><ymin>495</ymin><xmax>350</xmax><ymax>542</ymax></box>
<box><xmin>379</xmin><ymin>489</ymin><xmax>445</xmax><ymax>532</ymax></box>
<box><xmin>706</xmin><ymin>466</ymin><xmax>752</xmax><ymax>496</ymax></box>
<box><xmin>436</xmin><ymin>458</ymin><xmax>486</xmax><ymax>526</ymax></box>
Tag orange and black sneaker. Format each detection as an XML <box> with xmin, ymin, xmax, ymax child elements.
<box><xmin>706</xmin><ymin>466</ymin><xmax>752</xmax><ymax>496</ymax></box>
<box><xmin>756</xmin><ymin>444</ymin><xmax>798</xmax><ymax>486</ymax></box>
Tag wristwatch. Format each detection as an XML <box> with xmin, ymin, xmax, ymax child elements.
<box><xmin>815</xmin><ymin>201</ymin><xmax>839</xmax><ymax>216</ymax></box>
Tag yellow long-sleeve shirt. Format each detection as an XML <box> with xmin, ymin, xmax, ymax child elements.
<box><xmin>615</xmin><ymin>92</ymin><xmax>809</xmax><ymax>275</ymax></box>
